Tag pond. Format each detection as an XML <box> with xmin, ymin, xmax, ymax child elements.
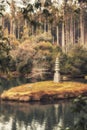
<box><xmin>0</xmin><ymin>101</ymin><xmax>77</xmax><ymax>130</ymax></box>
<box><xmin>0</xmin><ymin>77</ymin><xmax>80</xmax><ymax>130</ymax></box>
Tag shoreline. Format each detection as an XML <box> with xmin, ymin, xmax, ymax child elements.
<box><xmin>1</xmin><ymin>81</ymin><xmax>87</xmax><ymax>102</ymax></box>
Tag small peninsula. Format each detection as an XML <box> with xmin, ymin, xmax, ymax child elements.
<box><xmin>1</xmin><ymin>81</ymin><xmax>87</xmax><ymax>102</ymax></box>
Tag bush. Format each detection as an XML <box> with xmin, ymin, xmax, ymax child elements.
<box><xmin>6</xmin><ymin>38</ymin><xmax>87</xmax><ymax>79</ymax></box>
<box><xmin>17</xmin><ymin>60</ymin><xmax>33</xmax><ymax>75</ymax></box>
<box><xmin>11</xmin><ymin>40</ymin><xmax>36</xmax><ymax>75</ymax></box>
<box><xmin>60</xmin><ymin>45</ymin><xmax>87</xmax><ymax>77</ymax></box>
<box><xmin>30</xmin><ymin>31</ymin><xmax>52</xmax><ymax>43</ymax></box>
<box><xmin>33</xmin><ymin>42</ymin><xmax>62</xmax><ymax>80</ymax></box>
<box><xmin>0</xmin><ymin>26</ymin><xmax>12</xmax><ymax>74</ymax></box>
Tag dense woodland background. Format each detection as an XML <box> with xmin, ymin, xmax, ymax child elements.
<box><xmin>0</xmin><ymin>0</ymin><xmax>87</xmax><ymax>80</ymax></box>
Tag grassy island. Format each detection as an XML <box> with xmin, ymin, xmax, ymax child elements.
<box><xmin>1</xmin><ymin>81</ymin><xmax>87</xmax><ymax>102</ymax></box>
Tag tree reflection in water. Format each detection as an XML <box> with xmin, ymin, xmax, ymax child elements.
<box><xmin>0</xmin><ymin>77</ymin><xmax>31</xmax><ymax>94</ymax></box>
<box><xmin>0</xmin><ymin>101</ymin><xmax>75</xmax><ymax>130</ymax></box>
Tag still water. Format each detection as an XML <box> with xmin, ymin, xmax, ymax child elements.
<box><xmin>0</xmin><ymin>77</ymin><xmax>31</xmax><ymax>94</ymax></box>
<box><xmin>0</xmin><ymin>101</ymin><xmax>76</xmax><ymax>130</ymax></box>
<box><xmin>0</xmin><ymin>77</ymin><xmax>77</xmax><ymax>130</ymax></box>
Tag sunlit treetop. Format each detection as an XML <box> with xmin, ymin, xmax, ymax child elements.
<box><xmin>0</xmin><ymin>0</ymin><xmax>86</xmax><ymax>14</ymax></box>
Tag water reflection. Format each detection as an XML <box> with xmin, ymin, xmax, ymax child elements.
<box><xmin>0</xmin><ymin>101</ymin><xmax>75</xmax><ymax>130</ymax></box>
<box><xmin>0</xmin><ymin>77</ymin><xmax>30</xmax><ymax>94</ymax></box>
<box><xmin>0</xmin><ymin>77</ymin><xmax>76</xmax><ymax>130</ymax></box>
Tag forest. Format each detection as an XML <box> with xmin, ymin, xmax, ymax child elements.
<box><xmin>0</xmin><ymin>0</ymin><xmax>87</xmax><ymax>80</ymax></box>
<box><xmin>0</xmin><ymin>1</ymin><xmax>87</xmax><ymax>130</ymax></box>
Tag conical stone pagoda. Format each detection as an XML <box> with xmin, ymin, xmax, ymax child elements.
<box><xmin>53</xmin><ymin>57</ymin><xmax>61</xmax><ymax>82</ymax></box>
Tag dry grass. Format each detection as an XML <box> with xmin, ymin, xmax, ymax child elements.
<box><xmin>1</xmin><ymin>81</ymin><xmax>87</xmax><ymax>101</ymax></box>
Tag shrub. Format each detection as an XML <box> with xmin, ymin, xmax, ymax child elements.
<box><xmin>60</xmin><ymin>45</ymin><xmax>87</xmax><ymax>77</ymax></box>
<box><xmin>33</xmin><ymin>42</ymin><xmax>62</xmax><ymax>80</ymax></box>
<box><xmin>11</xmin><ymin>40</ymin><xmax>36</xmax><ymax>75</ymax></box>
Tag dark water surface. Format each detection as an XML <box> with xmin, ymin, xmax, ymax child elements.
<box><xmin>0</xmin><ymin>101</ymin><xmax>76</xmax><ymax>130</ymax></box>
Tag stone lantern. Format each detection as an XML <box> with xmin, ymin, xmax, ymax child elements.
<box><xmin>53</xmin><ymin>57</ymin><xmax>61</xmax><ymax>82</ymax></box>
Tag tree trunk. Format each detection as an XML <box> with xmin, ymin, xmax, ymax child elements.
<box><xmin>80</xmin><ymin>9</ymin><xmax>84</xmax><ymax>45</ymax></box>
<box><xmin>0</xmin><ymin>16</ymin><xmax>2</xmax><ymax>26</ymax></box>
<box><xmin>53</xmin><ymin>35</ymin><xmax>55</xmax><ymax>44</ymax></box>
<box><xmin>32</xmin><ymin>25</ymin><xmax>34</xmax><ymax>35</ymax></box>
<box><xmin>13</xmin><ymin>21</ymin><xmax>15</xmax><ymax>36</ymax></box>
<box><xmin>44</xmin><ymin>20</ymin><xmax>46</xmax><ymax>32</ymax></box>
<box><xmin>70</xmin><ymin>15</ymin><xmax>73</xmax><ymax>45</ymax></box>
<box><xmin>65</xmin><ymin>18</ymin><xmax>69</xmax><ymax>50</ymax></box>
<box><xmin>62</xmin><ymin>22</ymin><xmax>65</xmax><ymax>52</ymax></box>
<box><xmin>10</xmin><ymin>19</ymin><xmax>13</xmax><ymax>35</ymax></box>
<box><xmin>56</xmin><ymin>25</ymin><xmax>59</xmax><ymax>46</ymax></box>
<box><xmin>17</xmin><ymin>24</ymin><xmax>20</xmax><ymax>39</ymax></box>
<box><xmin>84</xmin><ymin>19</ymin><xmax>87</xmax><ymax>46</ymax></box>
<box><xmin>25</xmin><ymin>19</ymin><xmax>27</xmax><ymax>27</ymax></box>
<box><xmin>73</xmin><ymin>17</ymin><xmax>75</xmax><ymax>44</ymax></box>
<box><xmin>84</xmin><ymin>32</ymin><xmax>87</xmax><ymax>47</ymax></box>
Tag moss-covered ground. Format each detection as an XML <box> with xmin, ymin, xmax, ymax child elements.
<box><xmin>1</xmin><ymin>81</ymin><xmax>87</xmax><ymax>102</ymax></box>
